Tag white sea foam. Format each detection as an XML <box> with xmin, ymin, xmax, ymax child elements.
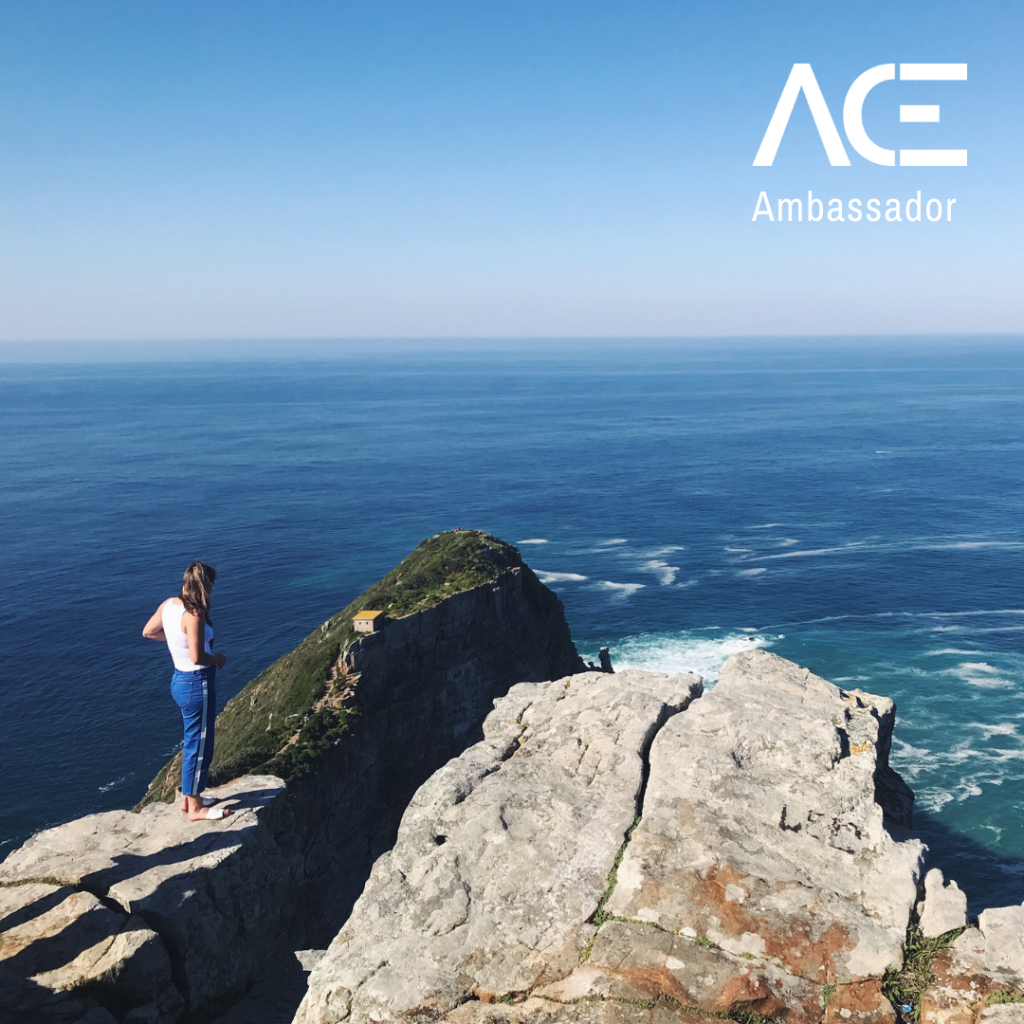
<box><xmin>645</xmin><ymin>545</ymin><xmax>686</xmax><ymax>556</ymax></box>
<box><xmin>946</xmin><ymin>662</ymin><xmax>1016</xmax><ymax>689</ymax></box>
<box><xmin>598</xmin><ymin>581</ymin><xmax>645</xmax><ymax>599</ymax></box>
<box><xmin>746</xmin><ymin>540</ymin><xmax>1024</xmax><ymax>565</ymax></box>
<box><xmin>778</xmin><ymin>538</ymin><xmax>799</xmax><ymax>546</ymax></box>
<box><xmin>518</xmin><ymin>538</ymin><xmax>548</xmax><ymax>545</ymax></box>
<box><xmin>989</xmin><ymin>749</ymin><xmax>1024</xmax><ymax>763</ymax></box>
<box><xmin>928</xmin><ymin>541</ymin><xmax>1024</xmax><ymax>550</ymax></box>
<box><xmin>748</xmin><ymin>523</ymin><xmax>783</xmax><ymax>529</ymax></box>
<box><xmin>98</xmin><ymin>774</ymin><xmax>131</xmax><ymax>793</ymax></box>
<box><xmin>921</xmin><ymin>790</ymin><xmax>955</xmax><ymax>812</ymax></box>
<box><xmin>640</xmin><ymin>560</ymin><xmax>679</xmax><ymax>585</ymax></box>
<box><xmin>611</xmin><ymin>630</ymin><xmax>774</xmax><ymax>682</ymax></box>
<box><xmin>535</xmin><ymin>571</ymin><xmax>587</xmax><ymax>584</ymax></box>
<box><xmin>738</xmin><ymin>567</ymin><xmax>767</xmax><ymax>576</ymax></box>
<box><xmin>967</xmin><ymin>722</ymin><xmax>1018</xmax><ymax>739</ymax></box>
<box><xmin>724</xmin><ymin>547</ymin><xmax>751</xmax><ymax>553</ymax></box>
<box><xmin>924</xmin><ymin>649</ymin><xmax>986</xmax><ymax>656</ymax></box>
<box><xmin>752</xmin><ymin>543</ymin><xmax>870</xmax><ymax>561</ymax></box>
<box><xmin>599</xmin><ymin>538</ymin><xmax>628</xmax><ymax>546</ymax></box>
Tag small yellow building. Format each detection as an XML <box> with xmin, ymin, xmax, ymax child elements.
<box><xmin>353</xmin><ymin>610</ymin><xmax>385</xmax><ymax>633</ymax></box>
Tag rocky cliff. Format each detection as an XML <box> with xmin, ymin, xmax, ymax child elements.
<box><xmin>5</xmin><ymin>538</ymin><xmax>1024</xmax><ymax>1024</ymax></box>
<box><xmin>295</xmin><ymin>650</ymin><xmax>1024</xmax><ymax>1024</ymax></box>
<box><xmin>295</xmin><ymin>651</ymin><xmax>927</xmax><ymax>1024</ymax></box>
<box><xmin>0</xmin><ymin>531</ymin><xmax>584</xmax><ymax>1023</ymax></box>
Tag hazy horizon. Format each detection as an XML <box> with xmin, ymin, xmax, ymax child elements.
<box><xmin>2</xmin><ymin>333</ymin><xmax>1024</xmax><ymax>363</ymax></box>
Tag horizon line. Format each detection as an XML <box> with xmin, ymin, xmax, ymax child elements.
<box><xmin>2</xmin><ymin>333</ymin><xmax>1024</xmax><ymax>364</ymax></box>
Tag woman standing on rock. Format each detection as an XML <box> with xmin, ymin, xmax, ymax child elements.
<box><xmin>142</xmin><ymin>562</ymin><xmax>232</xmax><ymax>822</ymax></box>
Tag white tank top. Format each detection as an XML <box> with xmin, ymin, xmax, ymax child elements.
<box><xmin>162</xmin><ymin>599</ymin><xmax>214</xmax><ymax>673</ymax></box>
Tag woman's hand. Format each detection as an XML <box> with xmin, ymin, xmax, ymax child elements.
<box><xmin>214</xmin><ymin>652</ymin><xmax>227</xmax><ymax>669</ymax></box>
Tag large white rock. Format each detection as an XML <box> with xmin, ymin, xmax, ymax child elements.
<box><xmin>0</xmin><ymin>775</ymin><xmax>292</xmax><ymax>1018</ymax></box>
<box><xmin>919</xmin><ymin>868</ymin><xmax>968</xmax><ymax>939</ymax></box>
<box><xmin>0</xmin><ymin>881</ymin><xmax>178</xmax><ymax>1021</ymax></box>
<box><xmin>920</xmin><ymin>923</ymin><xmax>1024</xmax><ymax>1024</ymax></box>
<box><xmin>295</xmin><ymin>669</ymin><xmax>703</xmax><ymax>1024</ymax></box>
<box><xmin>604</xmin><ymin>650</ymin><xmax>924</xmax><ymax>987</ymax></box>
<box><xmin>977</xmin><ymin>904</ymin><xmax>1024</xmax><ymax>976</ymax></box>
<box><xmin>297</xmin><ymin>652</ymin><xmax>924</xmax><ymax>1024</ymax></box>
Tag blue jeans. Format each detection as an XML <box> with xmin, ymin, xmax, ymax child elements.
<box><xmin>171</xmin><ymin>666</ymin><xmax>216</xmax><ymax>797</ymax></box>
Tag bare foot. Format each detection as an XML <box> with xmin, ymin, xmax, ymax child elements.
<box><xmin>188</xmin><ymin>806</ymin><xmax>232</xmax><ymax>822</ymax></box>
<box><xmin>182</xmin><ymin>795</ymin><xmax>219</xmax><ymax>811</ymax></box>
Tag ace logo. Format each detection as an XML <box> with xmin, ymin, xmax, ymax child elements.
<box><xmin>753</xmin><ymin>63</ymin><xmax>967</xmax><ymax>167</ymax></box>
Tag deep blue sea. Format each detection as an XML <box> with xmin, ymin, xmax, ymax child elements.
<box><xmin>2</xmin><ymin>345</ymin><xmax>1023</xmax><ymax>914</ymax></box>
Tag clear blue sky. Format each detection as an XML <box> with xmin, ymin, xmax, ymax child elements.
<box><xmin>0</xmin><ymin>1</ymin><xmax>1019</xmax><ymax>342</ymax></box>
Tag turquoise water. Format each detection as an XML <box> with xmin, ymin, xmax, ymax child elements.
<box><xmin>2</xmin><ymin>345</ymin><xmax>1022</xmax><ymax>912</ymax></box>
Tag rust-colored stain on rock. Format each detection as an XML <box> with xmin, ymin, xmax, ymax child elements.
<box><xmin>826</xmin><ymin>980</ymin><xmax>896</xmax><ymax>1024</ymax></box>
<box><xmin>679</xmin><ymin>861</ymin><xmax>856</xmax><ymax>979</ymax></box>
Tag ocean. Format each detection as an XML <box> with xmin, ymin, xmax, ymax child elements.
<box><xmin>2</xmin><ymin>344</ymin><xmax>1023</xmax><ymax>914</ymax></box>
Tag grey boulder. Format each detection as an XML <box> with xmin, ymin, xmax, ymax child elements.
<box><xmin>0</xmin><ymin>775</ymin><xmax>292</xmax><ymax>1017</ymax></box>
<box><xmin>298</xmin><ymin>651</ymin><xmax>923</xmax><ymax>1024</ymax></box>
<box><xmin>295</xmin><ymin>669</ymin><xmax>702</xmax><ymax>1024</ymax></box>
<box><xmin>918</xmin><ymin>868</ymin><xmax>968</xmax><ymax>939</ymax></box>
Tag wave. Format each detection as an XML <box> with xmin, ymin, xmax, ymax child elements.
<box><xmin>738</xmin><ymin>567</ymin><xmax>767</xmax><ymax>577</ymax></box>
<box><xmin>967</xmin><ymin>722</ymin><xmax>1018</xmax><ymax>739</ymax></box>
<box><xmin>748</xmin><ymin>540</ymin><xmax>1024</xmax><ymax>563</ymax></box>
<box><xmin>598</xmin><ymin>538</ymin><xmax>628</xmax><ymax>546</ymax></box>
<box><xmin>598</xmin><ymin>581</ymin><xmax>644</xmax><ymax>599</ymax></box>
<box><xmin>639</xmin><ymin>560</ymin><xmax>679</xmax><ymax>585</ymax></box>
<box><xmin>98</xmin><ymin>774</ymin><xmax>132</xmax><ymax>793</ymax></box>
<box><xmin>518</xmin><ymin>538</ymin><xmax>548</xmax><ymax>545</ymax></box>
<box><xmin>756</xmin><ymin>609</ymin><xmax>1024</xmax><ymax>630</ymax></box>
<box><xmin>534</xmin><ymin>571</ymin><xmax>587</xmax><ymax>584</ymax></box>
<box><xmin>609</xmin><ymin>630</ymin><xmax>775</xmax><ymax>682</ymax></box>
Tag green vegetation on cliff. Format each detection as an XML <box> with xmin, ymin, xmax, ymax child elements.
<box><xmin>136</xmin><ymin>530</ymin><xmax>523</xmax><ymax>807</ymax></box>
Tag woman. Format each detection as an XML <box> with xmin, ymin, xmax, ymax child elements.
<box><xmin>143</xmin><ymin>562</ymin><xmax>232</xmax><ymax>821</ymax></box>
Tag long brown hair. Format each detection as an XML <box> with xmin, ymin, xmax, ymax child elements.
<box><xmin>181</xmin><ymin>562</ymin><xmax>216</xmax><ymax>624</ymax></box>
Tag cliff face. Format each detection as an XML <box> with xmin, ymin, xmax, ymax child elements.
<box><xmin>0</xmin><ymin>533</ymin><xmax>584</xmax><ymax>1022</ymax></box>
<box><xmin>10</xmin><ymin>536</ymin><xmax>1022</xmax><ymax>1024</ymax></box>
<box><xmin>270</xmin><ymin>559</ymin><xmax>586</xmax><ymax>942</ymax></box>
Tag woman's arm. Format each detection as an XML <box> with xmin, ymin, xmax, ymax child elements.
<box><xmin>142</xmin><ymin>600</ymin><xmax>168</xmax><ymax>641</ymax></box>
<box><xmin>184</xmin><ymin>609</ymin><xmax>227</xmax><ymax>668</ymax></box>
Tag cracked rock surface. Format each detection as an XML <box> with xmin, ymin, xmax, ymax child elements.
<box><xmin>294</xmin><ymin>668</ymin><xmax>703</xmax><ymax>1024</ymax></box>
<box><xmin>297</xmin><ymin>652</ymin><xmax>924</xmax><ymax>1024</ymax></box>
<box><xmin>920</xmin><ymin>916</ymin><xmax>1024</xmax><ymax>1024</ymax></box>
<box><xmin>0</xmin><ymin>775</ymin><xmax>292</xmax><ymax>1021</ymax></box>
<box><xmin>605</xmin><ymin>651</ymin><xmax>924</xmax><ymax>987</ymax></box>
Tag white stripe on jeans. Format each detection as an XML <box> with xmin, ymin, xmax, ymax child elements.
<box><xmin>191</xmin><ymin>677</ymin><xmax>208</xmax><ymax>796</ymax></box>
